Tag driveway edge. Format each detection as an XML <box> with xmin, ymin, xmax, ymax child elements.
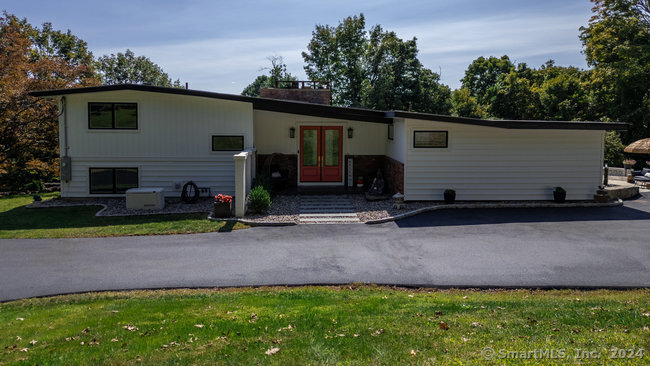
<box><xmin>364</xmin><ymin>199</ymin><xmax>624</xmax><ymax>224</ymax></box>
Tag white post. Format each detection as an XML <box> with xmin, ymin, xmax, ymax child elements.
<box><xmin>234</xmin><ymin>152</ymin><xmax>249</xmax><ymax>217</ymax></box>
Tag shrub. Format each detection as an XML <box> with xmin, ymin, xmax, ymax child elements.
<box><xmin>25</xmin><ymin>179</ymin><xmax>45</xmax><ymax>192</ymax></box>
<box><xmin>248</xmin><ymin>186</ymin><xmax>271</xmax><ymax>213</ymax></box>
<box><xmin>252</xmin><ymin>173</ymin><xmax>271</xmax><ymax>191</ymax></box>
<box><xmin>604</xmin><ymin>131</ymin><xmax>625</xmax><ymax>167</ymax></box>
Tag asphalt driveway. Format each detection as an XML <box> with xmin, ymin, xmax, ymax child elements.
<box><xmin>1</xmin><ymin>195</ymin><xmax>648</xmax><ymax>301</ymax></box>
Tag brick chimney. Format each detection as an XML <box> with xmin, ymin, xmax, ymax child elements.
<box><xmin>260</xmin><ymin>80</ymin><xmax>331</xmax><ymax>105</ymax></box>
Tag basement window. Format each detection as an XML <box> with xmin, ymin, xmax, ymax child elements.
<box><xmin>212</xmin><ymin>136</ymin><xmax>244</xmax><ymax>151</ymax></box>
<box><xmin>89</xmin><ymin>168</ymin><xmax>138</xmax><ymax>194</ymax></box>
<box><xmin>89</xmin><ymin>103</ymin><xmax>138</xmax><ymax>129</ymax></box>
<box><xmin>413</xmin><ymin>131</ymin><xmax>448</xmax><ymax>148</ymax></box>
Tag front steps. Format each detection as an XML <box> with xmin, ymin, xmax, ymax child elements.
<box><xmin>299</xmin><ymin>195</ymin><xmax>360</xmax><ymax>224</ymax></box>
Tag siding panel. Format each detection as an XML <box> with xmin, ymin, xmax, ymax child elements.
<box><xmin>404</xmin><ymin>119</ymin><xmax>604</xmax><ymax>201</ymax></box>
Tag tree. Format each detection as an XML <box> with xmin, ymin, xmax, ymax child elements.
<box><xmin>451</xmin><ymin>87</ymin><xmax>487</xmax><ymax>118</ymax></box>
<box><xmin>95</xmin><ymin>49</ymin><xmax>181</xmax><ymax>87</ymax></box>
<box><xmin>241</xmin><ymin>56</ymin><xmax>296</xmax><ymax>97</ymax></box>
<box><xmin>301</xmin><ymin>14</ymin><xmax>451</xmax><ymax>113</ymax></box>
<box><xmin>303</xmin><ymin>14</ymin><xmax>366</xmax><ymax>107</ymax></box>
<box><xmin>580</xmin><ymin>0</ymin><xmax>650</xmax><ymax>141</ymax></box>
<box><xmin>460</xmin><ymin>55</ymin><xmax>515</xmax><ymax>107</ymax></box>
<box><xmin>0</xmin><ymin>12</ymin><xmax>99</xmax><ymax>190</ymax></box>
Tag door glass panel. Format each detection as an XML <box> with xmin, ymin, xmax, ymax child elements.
<box><xmin>302</xmin><ymin>129</ymin><xmax>318</xmax><ymax>166</ymax></box>
<box><xmin>324</xmin><ymin>129</ymin><xmax>339</xmax><ymax>166</ymax></box>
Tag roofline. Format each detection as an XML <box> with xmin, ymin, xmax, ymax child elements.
<box><xmin>387</xmin><ymin>111</ymin><xmax>630</xmax><ymax>131</ymax></box>
<box><xmin>29</xmin><ymin>84</ymin><xmax>630</xmax><ymax>130</ymax></box>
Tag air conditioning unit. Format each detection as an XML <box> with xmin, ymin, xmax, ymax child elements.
<box><xmin>126</xmin><ymin>187</ymin><xmax>165</xmax><ymax>210</ymax></box>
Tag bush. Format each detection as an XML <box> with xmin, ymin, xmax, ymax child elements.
<box><xmin>252</xmin><ymin>173</ymin><xmax>271</xmax><ymax>191</ymax></box>
<box><xmin>25</xmin><ymin>179</ymin><xmax>45</xmax><ymax>192</ymax></box>
<box><xmin>247</xmin><ymin>186</ymin><xmax>271</xmax><ymax>214</ymax></box>
<box><xmin>604</xmin><ymin>131</ymin><xmax>625</xmax><ymax>167</ymax></box>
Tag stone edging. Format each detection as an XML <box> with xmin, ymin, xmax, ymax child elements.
<box><xmin>364</xmin><ymin>199</ymin><xmax>625</xmax><ymax>225</ymax></box>
<box><xmin>207</xmin><ymin>214</ymin><xmax>297</xmax><ymax>227</ymax></box>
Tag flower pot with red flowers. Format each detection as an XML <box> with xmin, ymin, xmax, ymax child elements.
<box><xmin>213</xmin><ymin>194</ymin><xmax>233</xmax><ymax>218</ymax></box>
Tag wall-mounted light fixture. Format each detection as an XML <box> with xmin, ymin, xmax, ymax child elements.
<box><xmin>347</xmin><ymin>127</ymin><xmax>354</xmax><ymax>138</ymax></box>
<box><xmin>289</xmin><ymin>127</ymin><xmax>295</xmax><ymax>138</ymax></box>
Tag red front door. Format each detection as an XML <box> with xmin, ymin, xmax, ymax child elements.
<box><xmin>300</xmin><ymin>126</ymin><xmax>343</xmax><ymax>182</ymax></box>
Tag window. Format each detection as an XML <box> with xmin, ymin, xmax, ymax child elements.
<box><xmin>89</xmin><ymin>103</ymin><xmax>137</xmax><ymax>129</ymax></box>
<box><xmin>413</xmin><ymin>131</ymin><xmax>448</xmax><ymax>148</ymax></box>
<box><xmin>387</xmin><ymin>124</ymin><xmax>394</xmax><ymax>140</ymax></box>
<box><xmin>212</xmin><ymin>136</ymin><xmax>244</xmax><ymax>151</ymax></box>
<box><xmin>89</xmin><ymin>168</ymin><xmax>138</xmax><ymax>194</ymax></box>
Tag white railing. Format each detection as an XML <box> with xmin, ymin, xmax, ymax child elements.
<box><xmin>233</xmin><ymin>148</ymin><xmax>256</xmax><ymax>217</ymax></box>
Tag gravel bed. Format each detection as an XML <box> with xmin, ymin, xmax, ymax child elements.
<box><xmin>347</xmin><ymin>194</ymin><xmax>437</xmax><ymax>222</ymax></box>
<box><xmin>244</xmin><ymin>194</ymin><xmax>300</xmax><ymax>223</ymax></box>
<box><xmin>28</xmin><ymin>197</ymin><xmax>214</xmax><ymax>216</ymax></box>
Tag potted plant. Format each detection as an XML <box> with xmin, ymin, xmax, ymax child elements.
<box><xmin>623</xmin><ymin>159</ymin><xmax>636</xmax><ymax>169</ymax></box>
<box><xmin>213</xmin><ymin>194</ymin><xmax>233</xmax><ymax>218</ymax></box>
<box><xmin>443</xmin><ymin>189</ymin><xmax>456</xmax><ymax>204</ymax></box>
<box><xmin>553</xmin><ymin>187</ymin><xmax>566</xmax><ymax>203</ymax></box>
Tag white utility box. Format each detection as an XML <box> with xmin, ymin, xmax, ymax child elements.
<box><xmin>126</xmin><ymin>187</ymin><xmax>165</xmax><ymax>210</ymax></box>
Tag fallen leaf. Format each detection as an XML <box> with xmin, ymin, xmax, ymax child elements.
<box><xmin>250</xmin><ymin>313</ymin><xmax>258</xmax><ymax>322</ymax></box>
<box><xmin>111</xmin><ymin>338</ymin><xmax>119</xmax><ymax>342</ymax></box>
<box><xmin>81</xmin><ymin>327</ymin><xmax>90</xmax><ymax>333</ymax></box>
<box><xmin>123</xmin><ymin>324</ymin><xmax>138</xmax><ymax>332</ymax></box>
<box><xmin>439</xmin><ymin>321</ymin><xmax>449</xmax><ymax>330</ymax></box>
<box><xmin>407</xmin><ymin>294</ymin><xmax>414</xmax><ymax>298</ymax></box>
<box><xmin>642</xmin><ymin>312</ymin><xmax>650</xmax><ymax>317</ymax></box>
<box><xmin>643</xmin><ymin>326</ymin><xmax>649</xmax><ymax>331</ymax></box>
<box><xmin>552</xmin><ymin>328</ymin><xmax>559</xmax><ymax>332</ymax></box>
<box><xmin>271</xmin><ymin>339</ymin><xmax>282</xmax><ymax>344</ymax></box>
<box><xmin>471</xmin><ymin>322</ymin><xmax>482</xmax><ymax>327</ymax></box>
<box><xmin>337</xmin><ymin>334</ymin><xmax>345</xmax><ymax>337</ymax></box>
<box><xmin>372</xmin><ymin>328</ymin><xmax>385</xmax><ymax>336</ymax></box>
<box><xmin>194</xmin><ymin>324</ymin><xmax>204</xmax><ymax>328</ymax></box>
<box><xmin>29</xmin><ymin>340</ymin><xmax>37</xmax><ymax>345</ymax></box>
<box><xmin>16</xmin><ymin>336</ymin><xmax>21</xmax><ymax>341</ymax></box>
<box><xmin>410</xmin><ymin>349</ymin><xmax>418</xmax><ymax>356</ymax></box>
<box><xmin>463</xmin><ymin>296</ymin><xmax>468</xmax><ymax>299</ymax></box>
<box><xmin>265</xmin><ymin>347</ymin><xmax>280</xmax><ymax>355</ymax></box>
<box><xmin>435</xmin><ymin>311</ymin><xmax>443</xmax><ymax>316</ymax></box>
<box><xmin>353</xmin><ymin>334</ymin><xmax>359</xmax><ymax>337</ymax></box>
<box><xmin>462</xmin><ymin>337</ymin><xmax>470</xmax><ymax>342</ymax></box>
<box><xmin>111</xmin><ymin>310</ymin><xmax>119</xmax><ymax>313</ymax></box>
<box><xmin>16</xmin><ymin>318</ymin><xmax>24</xmax><ymax>321</ymax></box>
<box><xmin>20</xmin><ymin>348</ymin><xmax>28</xmax><ymax>352</ymax></box>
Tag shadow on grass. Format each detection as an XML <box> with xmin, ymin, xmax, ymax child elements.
<box><xmin>396</xmin><ymin>205</ymin><xmax>650</xmax><ymax>228</ymax></box>
<box><xmin>0</xmin><ymin>204</ymin><xmax>213</xmax><ymax>231</ymax></box>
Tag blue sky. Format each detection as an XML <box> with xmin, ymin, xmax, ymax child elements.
<box><xmin>6</xmin><ymin>0</ymin><xmax>593</xmax><ymax>94</ymax></box>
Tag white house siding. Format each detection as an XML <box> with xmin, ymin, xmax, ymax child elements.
<box><xmin>59</xmin><ymin>90</ymin><xmax>253</xmax><ymax>197</ymax></box>
<box><xmin>386</xmin><ymin>118</ymin><xmax>405</xmax><ymax>163</ymax></box>
<box><xmin>253</xmin><ymin>110</ymin><xmax>387</xmax><ymax>155</ymax></box>
<box><xmin>403</xmin><ymin>119</ymin><xmax>604</xmax><ymax>201</ymax></box>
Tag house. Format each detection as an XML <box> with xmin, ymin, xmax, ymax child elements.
<box><xmin>31</xmin><ymin>83</ymin><xmax>627</xmax><ymax>215</ymax></box>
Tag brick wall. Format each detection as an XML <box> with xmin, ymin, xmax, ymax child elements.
<box><xmin>260</xmin><ymin>88</ymin><xmax>331</xmax><ymax>105</ymax></box>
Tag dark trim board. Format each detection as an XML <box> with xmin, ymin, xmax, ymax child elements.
<box><xmin>30</xmin><ymin>84</ymin><xmax>630</xmax><ymax>131</ymax></box>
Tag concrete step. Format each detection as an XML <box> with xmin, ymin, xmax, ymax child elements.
<box><xmin>300</xmin><ymin>213</ymin><xmax>359</xmax><ymax>217</ymax></box>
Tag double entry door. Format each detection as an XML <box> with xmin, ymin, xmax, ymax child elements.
<box><xmin>300</xmin><ymin>126</ymin><xmax>343</xmax><ymax>182</ymax></box>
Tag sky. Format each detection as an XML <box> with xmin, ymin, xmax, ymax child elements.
<box><xmin>6</xmin><ymin>0</ymin><xmax>594</xmax><ymax>94</ymax></box>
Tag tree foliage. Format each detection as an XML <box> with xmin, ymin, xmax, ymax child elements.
<box><xmin>241</xmin><ymin>56</ymin><xmax>296</xmax><ymax>97</ymax></box>
<box><xmin>0</xmin><ymin>12</ymin><xmax>99</xmax><ymax>190</ymax></box>
<box><xmin>580</xmin><ymin>0</ymin><xmax>650</xmax><ymax>142</ymax></box>
<box><xmin>302</xmin><ymin>14</ymin><xmax>451</xmax><ymax>113</ymax></box>
<box><xmin>96</xmin><ymin>49</ymin><xmax>181</xmax><ymax>87</ymax></box>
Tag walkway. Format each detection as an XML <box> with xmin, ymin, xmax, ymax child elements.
<box><xmin>298</xmin><ymin>195</ymin><xmax>360</xmax><ymax>224</ymax></box>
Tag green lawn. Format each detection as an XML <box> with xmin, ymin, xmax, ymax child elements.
<box><xmin>0</xmin><ymin>287</ymin><xmax>647</xmax><ymax>365</ymax></box>
<box><xmin>0</xmin><ymin>193</ymin><xmax>247</xmax><ymax>238</ymax></box>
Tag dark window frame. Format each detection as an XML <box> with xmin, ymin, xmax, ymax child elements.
<box><xmin>211</xmin><ymin>135</ymin><xmax>244</xmax><ymax>151</ymax></box>
<box><xmin>89</xmin><ymin>167</ymin><xmax>139</xmax><ymax>194</ymax></box>
<box><xmin>387</xmin><ymin>124</ymin><xmax>394</xmax><ymax>140</ymax></box>
<box><xmin>413</xmin><ymin>130</ymin><xmax>448</xmax><ymax>148</ymax></box>
<box><xmin>88</xmin><ymin>102</ymin><xmax>138</xmax><ymax>130</ymax></box>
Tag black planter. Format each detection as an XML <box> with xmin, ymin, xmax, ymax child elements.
<box><xmin>443</xmin><ymin>191</ymin><xmax>456</xmax><ymax>204</ymax></box>
<box><xmin>553</xmin><ymin>191</ymin><xmax>566</xmax><ymax>203</ymax></box>
<box><xmin>213</xmin><ymin>202</ymin><xmax>232</xmax><ymax>218</ymax></box>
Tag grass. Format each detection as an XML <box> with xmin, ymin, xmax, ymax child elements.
<box><xmin>0</xmin><ymin>286</ymin><xmax>648</xmax><ymax>365</ymax></box>
<box><xmin>0</xmin><ymin>193</ymin><xmax>248</xmax><ymax>238</ymax></box>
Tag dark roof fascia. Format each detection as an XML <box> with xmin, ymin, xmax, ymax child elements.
<box><xmin>29</xmin><ymin>84</ymin><xmax>391</xmax><ymax>124</ymax></box>
<box><xmin>29</xmin><ymin>84</ymin><xmax>256</xmax><ymax>103</ymax></box>
<box><xmin>252</xmin><ymin>98</ymin><xmax>390</xmax><ymax>123</ymax></box>
<box><xmin>387</xmin><ymin>111</ymin><xmax>629</xmax><ymax>131</ymax></box>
